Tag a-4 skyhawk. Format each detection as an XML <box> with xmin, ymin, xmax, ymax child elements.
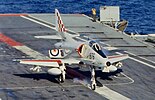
<box><xmin>18</xmin><ymin>9</ymin><xmax>128</xmax><ymax>90</ymax></box>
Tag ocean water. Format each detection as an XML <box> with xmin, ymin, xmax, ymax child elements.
<box><xmin>0</xmin><ymin>0</ymin><xmax>154</xmax><ymax>34</ymax></box>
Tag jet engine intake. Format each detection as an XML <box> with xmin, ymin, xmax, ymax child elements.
<box><xmin>106</xmin><ymin>61</ymin><xmax>111</xmax><ymax>66</ymax></box>
<box><xmin>79</xmin><ymin>61</ymin><xmax>84</xmax><ymax>65</ymax></box>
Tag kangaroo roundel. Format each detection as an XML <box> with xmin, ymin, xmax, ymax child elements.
<box><xmin>50</xmin><ymin>49</ymin><xmax>59</xmax><ymax>56</ymax></box>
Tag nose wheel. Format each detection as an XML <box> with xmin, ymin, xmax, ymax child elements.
<box><xmin>90</xmin><ymin>66</ymin><xmax>96</xmax><ymax>90</ymax></box>
<box><xmin>91</xmin><ymin>83</ymin><xmax>96</xmax><ymax>90</ymax></box>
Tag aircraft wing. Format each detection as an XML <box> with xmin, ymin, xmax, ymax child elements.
<box><xmin>34</xmin><ymin>35</ymin><xmax>62</xmax><ymax>40</ymax></box>
<box><xmin>19</xmin><ymin>58</ymin><xmax>80</xmax><ymax>67</ymax></box>
<box><xmin>103</xmin><ymin>47</ymin><xmax>118</xmax><ymax>51</ymax></box>
<box><xmin>20</xmin><ymin>59</ymin><xmax>61</xmax><ymax>67</ymax></box>
<box><xmin>107</xmin><ymin>54</ymin><xmax>128</xmax><ymax>64</ymax></box>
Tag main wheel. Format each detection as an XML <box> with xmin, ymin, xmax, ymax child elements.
<box><xmin>91</xmin><ymin>84</ymin><xmax>96</xmax><ymax>90</ymax></box>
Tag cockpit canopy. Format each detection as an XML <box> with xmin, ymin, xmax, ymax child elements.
<box><xmin>89</xmin><ymin>40</ymin><xmax>107</xmax><ymax>58</ymax></box>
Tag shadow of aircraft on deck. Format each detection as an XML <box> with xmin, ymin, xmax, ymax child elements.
<box><xmin>13</xmin><ymin>66</ymin><xmax>123</xmax><ymax>87</ymax></box>
<box><xmin>13</xmin><ymin>73</ymin><xmax>61</xmax><ymax>84</ymax></box>
<box><xmin>67</xmin><ymin>66</ymin><xmax>123</xmax><ymax>87</ymax></box>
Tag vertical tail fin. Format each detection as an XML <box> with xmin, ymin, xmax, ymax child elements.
<box><xmin>55</xmin><ymin>9</ymin><xmax>66</xmax><ymax>33</ymax></box>
<box><xmin>55</xmin><ymin>9</ymin><xmax>77</xmax><ymax>43</ymax></box>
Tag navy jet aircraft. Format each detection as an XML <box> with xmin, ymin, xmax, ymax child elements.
<box><xmin>19</xmin><ymin>9</ymin><xmax>128</xmax><ymax>90</ymax></box>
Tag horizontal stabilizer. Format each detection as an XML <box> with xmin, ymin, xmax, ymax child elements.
<box><xmin>34</xmin><ymin>35</ymin><xmax>62</xmax><ymax>40</ymax></box>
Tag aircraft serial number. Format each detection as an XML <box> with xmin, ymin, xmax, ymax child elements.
<box><xmin>87</xmin><ymin>53</ymin><xmax>95</xmax><ymax>60</ymax></box>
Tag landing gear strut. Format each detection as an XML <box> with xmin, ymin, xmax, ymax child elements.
<box><xmin>90</xmin><ymin>66</ymin><xmax>96</xmax><ymax>90</ymax></box>
<box><xmin>58</xmin><ymin>64</ymin><xmax>66</xmax><ymax>83</ymax></box>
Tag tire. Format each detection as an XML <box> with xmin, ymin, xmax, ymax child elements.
<box><xmin>91</xmin><ymin>84</ymin><xmax>96</xmax><ymax>90</ymax></box>
<box><xmin>58</xmin><ymin>74</ymin><xmax>64</xmax><ymax>83</ymax></box>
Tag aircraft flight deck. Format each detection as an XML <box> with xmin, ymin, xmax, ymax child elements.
<box><xmin>0</xmin><ymin>11</ymin><xmax>154</xmax><ymax>100</ymax></box>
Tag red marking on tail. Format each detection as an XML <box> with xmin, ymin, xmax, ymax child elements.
<box><xmin>56</xmin><ymin>12</ymin><xmax>66</xmax><ymax>32</ymax></box>
<box><xmin>0</xmin><ymin>33</ymin><xmax>23</xmax><ymax>46</ymax></box>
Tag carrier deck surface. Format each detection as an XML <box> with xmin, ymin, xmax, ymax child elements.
<box><xmin>0</xmin><ymin>13</ymin><xmax>154</xmax><ymax>100</ymax></box>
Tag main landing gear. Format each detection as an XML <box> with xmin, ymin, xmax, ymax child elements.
<box><xmin>90</xmin><ymin>66</ymin><xmax>96</xmax><ymax>90</ymax></box>
<box><xmin>58</xmin><ymin>64</ymin><xmax>66</xmax><ymax>83</ymax></box>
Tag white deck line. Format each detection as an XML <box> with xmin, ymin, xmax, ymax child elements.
<box><xmin>23</xmin><ymin>15</ymin><xmax>79</xmax><ymax>35</ymax></box>
<box><xmin>14</xmin><ymin>46</ymin><xmax>49</xmax><ymax>59</ymax></box>
<box><xmin>21</xmin><ymin>15</ymin><xmax>56</xmax><ymax>30</ymax></box>
<box><xmin>116</xmin><ymin>52</ymin><xmax>155</xmax><ymax>69</ymax></box>
<box><xmin>20</xmin><ymin>15</ymin><xmax>131</xmax><ymax>100</ymax></box>
<box><xmin>95</xmin><ymin>86</ymin><xmax>130</xmax><ymax>100</ymax></box>
<box><xmin>124</xmin><ymin>51</ymin><xmax>155</xmax><ymax>65</ymax></box>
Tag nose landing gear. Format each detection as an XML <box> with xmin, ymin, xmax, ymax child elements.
<box><xmin>90</xmin><ymin>66</ymin><xmax>96</xmax><ymax>90</ymax></box>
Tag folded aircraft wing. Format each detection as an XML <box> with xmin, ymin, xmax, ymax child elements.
<box><xmin>34</xmin><ymin>35</ymin><xmax>62</xmax><ymax>40</ymax></box>
<box><xmin>108</xmin><ymin>54</ymin><xmax>128</xmax><ymax>64</ymax></box>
